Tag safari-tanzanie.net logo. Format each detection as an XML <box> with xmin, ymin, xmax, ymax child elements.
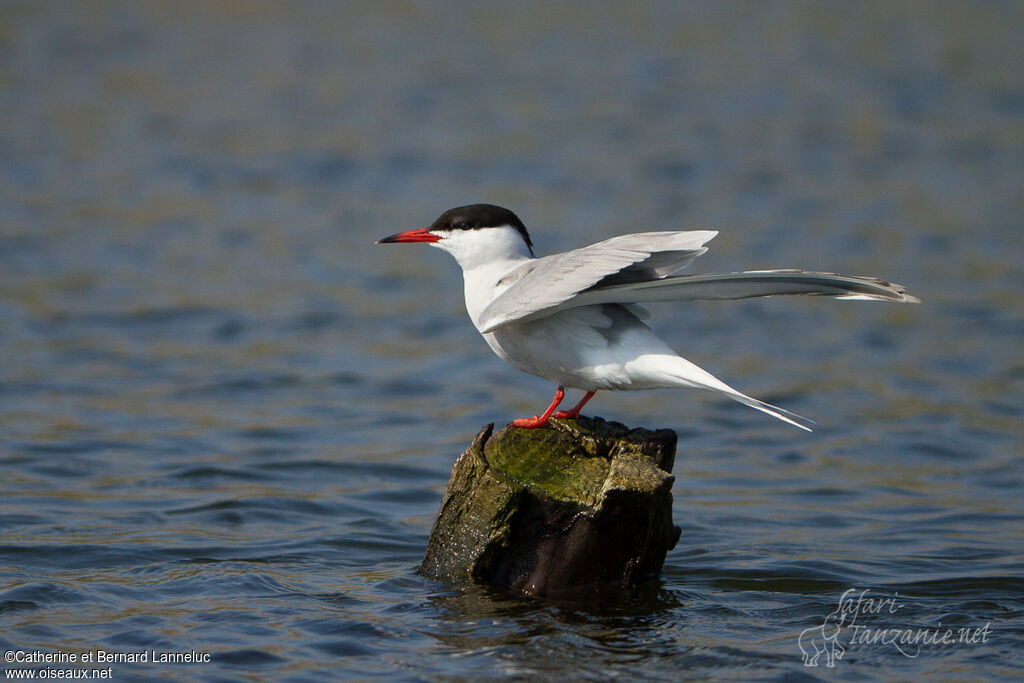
<box><xmin>798</xmin><ymin>588</ymin><xmax>991</xmax><ymax>668</ymax></box>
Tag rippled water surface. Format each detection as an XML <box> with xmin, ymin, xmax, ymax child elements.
<box><xmin>2</xmin><ymin>2</ymin><xmax>1022</xmax><ymax>680</ymax></box>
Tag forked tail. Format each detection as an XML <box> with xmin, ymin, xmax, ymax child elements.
<box><xmin>650</xmin><ymin>354</ymin><xmax>815</xmax><ymax>431</ymax></box>
<box><xmin>714</xmin><ymin>385</ymin><xmax>814</xmax><ymax>432</ymax></box>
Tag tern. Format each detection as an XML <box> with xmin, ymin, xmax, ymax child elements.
<box><xmin>378</xmin><ymin>204</ymin><xmax>918</xmax><ymax>430</ymax></box>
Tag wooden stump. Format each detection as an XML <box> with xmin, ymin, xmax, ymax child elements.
<box><xmin>418</xmin><ymin>416</ymin><xmax>680</xmax><ymax>599</ymax></box>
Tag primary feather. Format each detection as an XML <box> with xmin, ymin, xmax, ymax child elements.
<box><xmin>481</xmin><ymin>267</ymin><xmax>918</xmax><ymax>332</ymax></box>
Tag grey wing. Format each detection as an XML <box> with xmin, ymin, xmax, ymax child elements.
<box><xmin>479</xmin><ymin>230</ymin><xmax>718</xmax><ymax>332</ymax></box>
<box><xmin>566</xmin><ymin>270</ymin><xmax>921</xmax><ymax>307</ymax></box>
<box><xmin>482</xmin><ymin>268</ymin><xmax>919</xmax><ymax>333</ymax></box>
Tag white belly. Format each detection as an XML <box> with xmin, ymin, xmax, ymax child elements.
<box><xmin>480</xmin><ymin>305</ymin><xmax>679</xmax><ymax>391</ymax></box>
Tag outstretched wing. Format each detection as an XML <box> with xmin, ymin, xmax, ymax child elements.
<box><xmin>481</xmin><ymin>262</ymin><xmax>919</xmax><ymax>333</ymax></box>
<box><xmin>478</xmin><ymin>230</ymin><xmax>718</xmax><ymax>332</ymax></box>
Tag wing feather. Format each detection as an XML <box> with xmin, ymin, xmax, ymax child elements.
<box><xmin>481</xmin><ymin>268</ymin><xmax>918</xmax><ymax>333</ymax></box>
<box><xmin>479</xmin><ymin>230</ymin><xmax>718</xmax><ymax>332</ymax></box>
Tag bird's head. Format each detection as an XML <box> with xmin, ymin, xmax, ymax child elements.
<box><xmin>377</xmin><ymin>204</ymin><xmax>534</xmax><ymax>269</ymax></box>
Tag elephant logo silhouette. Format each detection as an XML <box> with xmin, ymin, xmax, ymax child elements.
<box><xmin>799</xmin><ymin>610</ymin><xmax>846</xmax><ymax>667</ymax></box>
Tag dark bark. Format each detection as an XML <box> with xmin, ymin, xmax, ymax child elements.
<box><xmin>418</xmin><ymin>416</ymin><xmax>680</xmax><ymax>599</ymax></box>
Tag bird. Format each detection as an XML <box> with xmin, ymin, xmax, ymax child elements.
<box><xmin>377</xmin><ymin>204</ymin><xmax>919</xmax><ymax>431</ymax></box>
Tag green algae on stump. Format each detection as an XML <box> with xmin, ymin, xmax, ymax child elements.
<box><xmin>419</xmin><ymin>416</ymin><xmax>680</xmax><ymax>598</ymax></box>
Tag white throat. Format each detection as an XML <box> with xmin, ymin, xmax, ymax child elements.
<box><xmin>431</xmin><ymin>225</ymin><xmax>533</xmax><ymax>270</ymax></box>
<box><xmin>431</xmin><ymin>225</ymin><xmax>534</xmax><ymax>329</ymax></box>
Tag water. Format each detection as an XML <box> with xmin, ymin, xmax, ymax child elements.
<box><xmin>2</xmin><ymin>2</ymin><xmax>1022</xmax><ymax>680</ymax></box>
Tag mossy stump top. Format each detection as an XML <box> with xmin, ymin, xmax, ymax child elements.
<box><xmin>419</xmin><ymin>416</ymin><xmax>680</xmax><ymax>599</ymax></box>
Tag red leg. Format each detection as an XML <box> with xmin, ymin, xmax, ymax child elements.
<box><xmin>511</xmin><ymin>386</ymin><xmax>565</xmax><ymax>429</ymax></box>
<box><xmin>552</xmin><ymin>391</ymin><xmax>596</xmax><ymax>420</ymax></box>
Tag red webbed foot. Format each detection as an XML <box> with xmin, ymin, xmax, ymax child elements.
<box><xmin>551</xmin><ymin>391</ymin><xmax>596</xmax><ymax>420</ymax></box>
<box><xmin>510</xmin><ymin>386</ymin><xmax>565</xmax><ymax>429</ymax></box>
<box><xmin>511</xmin><ymin>415</ymin><xmax>550</xmax><ymax>429</ymax></box>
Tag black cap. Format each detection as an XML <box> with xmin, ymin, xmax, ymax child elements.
<box><xmin>428</xmin><ymin>204</ymin><xmax>533</xmax><ymax>252</ymax></box>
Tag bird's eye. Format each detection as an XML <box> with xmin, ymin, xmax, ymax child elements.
<box><xmin>454</xmin><ymin>221</ymin><xmax>472</xmax><ymax>230</ymax></box>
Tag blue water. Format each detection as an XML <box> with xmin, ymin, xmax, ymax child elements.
<box><xmin>2</xmin><ymin>3</ymin><xmax>1022</xmax><ymax>680</ymax></box>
